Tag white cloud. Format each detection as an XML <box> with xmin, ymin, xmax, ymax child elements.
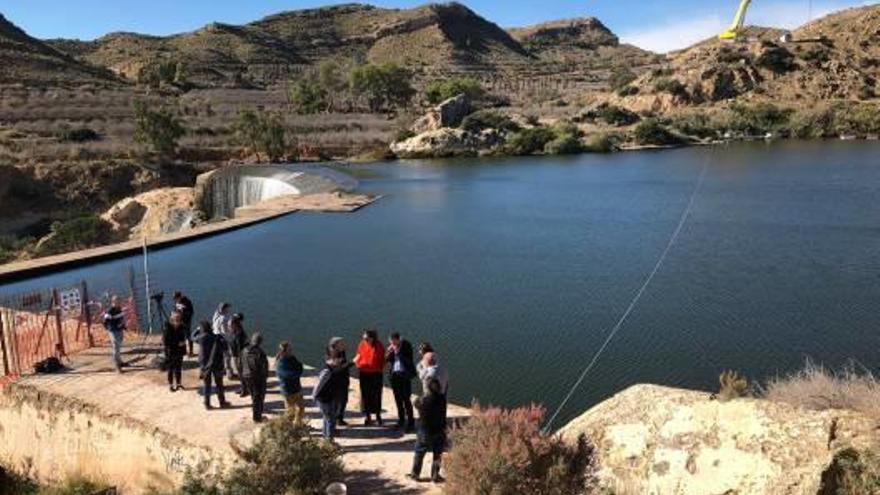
<box><xmin>620</xmin><ymin>0</ymin><xmax>877</xmax><ymax>53</ymax></box>
<box><xmin>620</xmin><ymin>15</ymin><xmax>725</xmax><ymax>53</ymax></box>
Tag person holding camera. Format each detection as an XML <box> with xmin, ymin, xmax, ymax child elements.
<box><xmin>162</xmin><ymin>310</ymin><xmax>188</xmax><ymax>392</ymax></box>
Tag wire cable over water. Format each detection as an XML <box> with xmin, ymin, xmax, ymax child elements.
<box><xmin>542</xmin><ymin>160</ymin><xmax>710</xmax><ymax>434</ymax></box>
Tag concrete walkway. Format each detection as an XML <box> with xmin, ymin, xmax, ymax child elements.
<box><xmin>15</xmin><ymin>339</ymin><xmax>469</xmax><ymax>494</ymax></box>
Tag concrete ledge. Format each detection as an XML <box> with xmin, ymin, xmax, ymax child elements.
<box><xmin>0</xmin><ymin>193</ymin><xmax>380</xmax><ymax>284</ymax></box>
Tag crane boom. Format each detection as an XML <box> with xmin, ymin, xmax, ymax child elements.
<box><xmin>719</xmin><ymin>0</ymin><xmax>753</xmax><ymax>40</ymax></box>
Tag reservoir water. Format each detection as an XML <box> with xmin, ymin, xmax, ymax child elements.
<box><xmin>3</xmin><ymin>141</ymin><xmax>879</xmax><ymax>426</ymax></box>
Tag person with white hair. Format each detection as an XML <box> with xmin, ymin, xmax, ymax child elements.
<box><xmin>417</xmin><ymin>351</ymin><xmax>449</xmax><ymax>396</ymax></box>
<box><xmin>102</xmin><ymin>295</ymin><xmax>126</xmax><ymax>373</ymax></box>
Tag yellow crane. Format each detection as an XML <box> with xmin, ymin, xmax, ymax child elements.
<box><xmin>718</xmin><ymin>0</ymin><xmax>752</xmax><ymax>41</ymax></box>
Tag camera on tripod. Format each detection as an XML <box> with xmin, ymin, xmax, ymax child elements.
<box><xmin>149</xmin><ymin>292</ymin><xmax>170</xmax><ymax>325</ymax></box>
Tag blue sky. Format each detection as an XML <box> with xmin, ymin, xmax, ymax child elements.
<box><xmin>2</xmin><ymin>0</ymin><xmax>876</xmax><ymax>52</ymax></box>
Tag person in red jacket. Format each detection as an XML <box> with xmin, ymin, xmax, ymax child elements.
<box><xmin>354</xmin><ymin>329</ymin><xmax>386</xmax><ymax>426</ymax></box>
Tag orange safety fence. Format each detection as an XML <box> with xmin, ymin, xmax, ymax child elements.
<box><xmin>1</xmin><ymin>269</ymin><xmax>148</xmax><ymax>386</ymax></box>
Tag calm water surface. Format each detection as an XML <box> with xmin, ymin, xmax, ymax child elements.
<box><xmin>4</xmin><ymin>141</ymin><xmax>880</xmax><ymax>426</ymax></box>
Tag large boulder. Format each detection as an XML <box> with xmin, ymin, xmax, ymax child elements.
<box><xmin>559</xmin><ymin>384</ymin><xmax>877</xmax><ymax>495</ymax></box>
<box><xmin>390</xmin><ymin>128</ymin><xmax>500</xmax><ymax>158</ymax></box>
<box><xmin>411</xmin><ymin>93</ymin><xmax>471</xmax><ymax>133</ymax></box>
<box><xmin>101</xmin><ymin>187</ymin><xmax>196</xmax><ymax>240</ymax></box>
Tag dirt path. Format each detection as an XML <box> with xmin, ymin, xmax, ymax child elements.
<box><xmin>16</xmin><ymin>339</ymin><xmax>468</xmax><ymax>494</ymax></box>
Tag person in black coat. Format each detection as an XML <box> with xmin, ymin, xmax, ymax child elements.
<box><xmin>172</xmin><ymin>291</ymin><xmax>195</xmax><ymax>357</ymax></box>
<box><xmin>229</xmin><ymin>314</ymin><xmax>249</xmax><ymax>397</ymax></box>
<box><xmin>327</xmin><ymin>337</ymin><xmax>353</xmax><ymax>426</ymax></box>
<box><xmin>313</xmin><ymin>348</ymin><xmax>351</xmax><ymax>440</ymax></box>
<box><xmin>196</xmin><ymin>321</ymin><xmax>229</xmax><ymax>410</ymax></box>
<box><xmin>408</xmin><ymin>378</ymin><xmax>448</xmax><ymax>483</ymax></box>
<box><xmin>162</xmin><ymin>310</ymin><xmax>188</xmax><ymax>392</ymax></box>
<box><xmin>386</xmin><ymin>331</ymin><xmax>416</xmax><ymax>432</ymax></box>
<box><xmin>241</xmin><ymin>332</ymin><xmax>269</xmax><ymax>423</ymax></box>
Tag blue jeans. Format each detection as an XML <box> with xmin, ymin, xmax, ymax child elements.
<box><xmin>108</xmin><ymin>331</ymin><xmax>123</xmax><ymax>369</ymax></box>
<box><xmin>319</xmin><ymin>400</ymin><xmax>338</xmax><ymax>439</ymax></box>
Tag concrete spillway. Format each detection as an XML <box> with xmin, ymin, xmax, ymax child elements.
<box><xmin>194</xmin><ymin>164</ymin><xmax>358</xmax><ymax>219</ymax></box>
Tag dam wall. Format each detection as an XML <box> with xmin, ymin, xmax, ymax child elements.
<box><xmin>194</xmin><ymin>164</ymin><xmax>358</xmax><ymax>219</ymax></box>
<box><xmin>0</xmin><ymin>382</ymin><xmax>228</xmax><ymax>493</ymax></box>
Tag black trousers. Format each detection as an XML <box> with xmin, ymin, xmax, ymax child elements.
<box><xmin>337</xmin><ymin>383</ymin><xmax>349</xmax><ymax>421</ymax></box>
<box><xmin>412</xmin><ymin>429</ymin><xmax>445</xmax><ymax>479</ymax></box>
<box><xmin>359</xmin><ymin>372</ymin><xmax>383</xmax><ymax>415</ymax></box>
<box><xmin>391</xmin><ymin>373</ymin><xmax>414</xmax><ymax>425</ymax></box>
<box><xmin>166</xmin><ymin>349</ymin><xmax>183</xmax><ymax>386</ymax></box>
<box><xmin>203</xmin><ymin>369</ymin><xmax>226</xmax><ymax>406</ymax></box>
<box><xmin>244</xmin><ymin>377</ymin><xmax>267</xmax><ymax>421</ymax></box>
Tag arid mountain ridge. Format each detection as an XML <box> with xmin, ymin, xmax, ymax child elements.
<box><xmin>3</xmin><ymin>2</ymin><xmax>660</xmax><ymax>89</ymax></box>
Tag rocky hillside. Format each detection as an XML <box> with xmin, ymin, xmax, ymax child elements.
<box><xmin>44</xmin><ymin>3</ymin><xmax>533</xmax><ymax>87</ymax></box>
<box><xmin>610</xmin><ymin>5</ymin><xmax>880</xmax><ymax>112</ymax></box>
<box><xmin>36</xmin><ymin>3</ymin><xmax>657</xmax><ymax>90</ymax></box>
<box><xmin>0</xmin><ymin>14</ymin><xmax>116</xmax><ymax>86</ymax></box>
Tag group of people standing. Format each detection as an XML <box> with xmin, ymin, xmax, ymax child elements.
<box><xmin>105</xmin><ymin>293</ymin><xmax>450</xmax><ymax>483</ymax></box>
<box><xmin>314</xmin><ymin>329</ymin><xmax>450</xmax><ymax>482</ymax></box>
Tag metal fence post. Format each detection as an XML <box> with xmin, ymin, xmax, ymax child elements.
<box><xmin>0</xmin><ymin>309</ymin><xmax>9</xmax><ymax>376</ymax></box>
<box><xmin>51</xmin><ymin>289</ymin><xmax>65</xmax><ymax>356</ymax></box>
<box><xmin>81</xmin><ymin>280</ymin><xmax>94</xmax><ymax>347</ymax></box>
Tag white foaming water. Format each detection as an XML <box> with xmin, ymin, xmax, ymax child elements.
<box><xmin>207</xmin><ymin>166</ymin><xmax>356</xmax><ymax>218</ymax></box>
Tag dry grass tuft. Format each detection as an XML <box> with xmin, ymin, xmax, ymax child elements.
<box><xmin>763</xmin><ymin>360</ymin><xmax>880</xmax><ymax>419</ymax></box>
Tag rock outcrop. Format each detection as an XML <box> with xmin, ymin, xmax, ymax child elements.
<box><xmin>390</xmin><ymin>128</ymin><xmax>502</xmax><ymax>158</ymax></box>
<box><xmin>560</xmin><ymin>384</ymin><xmax>878</xmax><ymax>495</ymax></box>
<box><xmin>101</xmin><ymin>187</ymin><xmax>196</xmax><ymax>240</ymax></box>
<box><xmin>411</xmin><ymin>94</ymin><xmax>472</xmax><ymax>134</ymax></box>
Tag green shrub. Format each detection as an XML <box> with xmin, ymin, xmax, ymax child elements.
<box><xmin>290</xmin><ymin>78</ymin><xmax>328</xmax><ymax>114</ymax></box>
<box><xmin>134</xmin><ymin>101</ymin><xmax>185</xmax><ymax>161</ymax></box>
<box><xmin>668</xmin><ymin>112</ymin><xmax>722</xmax><ymax>139</ymax></box>
<box><xmin>790</xmin><ymin>107</ymin><xmax>836</xmax><ymax>138</ymax></box>
<box><xmin>726</xmin><ymin>102</ymin><xmax>793</xmax><ymax>135</ymax></box>
<box><xmin>505</xmin><ymin>127</ymin><xmax>556</xmax><ymax>155</ymax></box>
<box><xmin>35</xmin><ymin>215</ymin><xmax>117</xmax><ymax>257</ymax></box>
<box><xmin>616</xmin><ymin>85</ymin><xmax>640</xmax><ymax>97</ymax></box>
<box><xmin>461</xmin><ymin>110</ymin><xmax>521</xmax><ymax>133</ymax></box>
<box><xmin>39</xmin><ymin>475</ymin><xmax>111</xmax><ymax>495</ymax></box>
<box><xmin>583</xmin><ymin>133</ymin><xmax>619</xmax><ymax>153</ymax></box>
<box><xmin>633</xmin><ymin>119</ymin><xmax>683</xmax><ymax>146</ymax></box>
<box><xmin>349</xmin><ymin>63</ymin><xmax>415</xmax><ymax>112</ymax></box>
<box><xmin>0</xmin><ymin>235</ymin><xmax>33</xmax><ymax>264</ymax></box>
<box><xmin>157</xmin><ymin>421</ymin><xmax>343</xmax><ymax>495</ymax></box>
<box><xmin>608</xmin><ymin>66</ymin><xmax>637</xmax><ymax>91</ymax></box>
<box><xmin>0</xmin><ymin>465</ymin><xmax>38</xmax><ymax>495</ymax></box>
<box><xmin>821</xmin><ymin>448</ymin><xmax>880</xmax><ymax>495</ymax></box>
<box><xmin>833</xmin><ymin>103</ymin><xmax>880</xmax><ymax>136</ymax></box>
<box><xmin>445</xmin><ymin>404</ymin><xmax>595</xmax><ymax>495</ymax></box>
<box><xmin>756</xmin><ymin>46</ymin><xmax>796</xmax><ymax>74</ymax></box>
<box><xmin>594</xmin><ymin>104</ymin><xmax>640</xmax><ymax>127</ymax></box>
<box><xmin>654</xmin><ymin>78</ymin><xmax>688</xmax><ymax>98</ymax></box>
<box><xmin>425</xmin><ymin>77</ymin><xmax>485</xmax><ymax>105</ymax></box>
<box><xmin>232</xmin><ymin>110</ymin><xmax>287</xmax><ymax>162</ymax></box>
<box><xmin>544</xmin><ymin>133</ymin><xmax>583</xmax><ymax>155</ymax></box>
<box><xmin>395</xmin><ymin>129</ymin><xmax>416</xmax><ymax>142</ymax></box>
<box><xmin>59</xmin><ymin>128</ymin><xmax>100</xmax><ymax>143</ymax></box>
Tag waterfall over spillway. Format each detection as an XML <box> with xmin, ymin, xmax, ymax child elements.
<box><xmin>196</xmin><ymin>165</ymin><xmax>358</xmax><ymax>219</ymax></box>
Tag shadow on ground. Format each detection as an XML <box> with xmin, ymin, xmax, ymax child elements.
<box><xmin>346</xmin><ymin>469</ymin><xmax>424</xmax><ymax>495</ymax></box>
